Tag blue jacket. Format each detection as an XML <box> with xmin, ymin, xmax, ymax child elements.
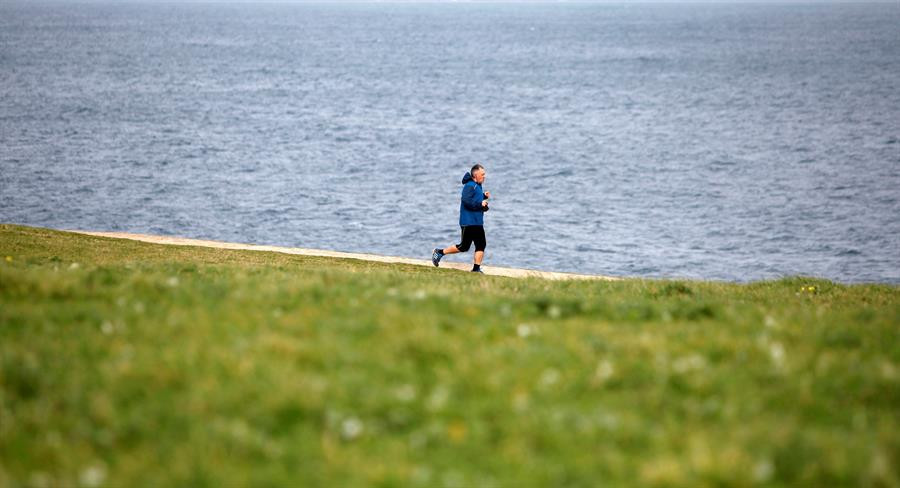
<box><xmin>459</xmin><ymin>172</ymin><xmax>488</xmax><ymax>226</ymax></box>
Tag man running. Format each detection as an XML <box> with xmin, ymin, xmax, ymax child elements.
<box><xmin>432</xmin><ymin>164</ymin><xmax>490</xmax><ymax>273</ymax></box>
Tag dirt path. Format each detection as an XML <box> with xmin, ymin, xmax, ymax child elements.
<box><xmin>70</xmin><ymin>230</ymin><xmax>618</xmax><ymax>281</ymax></box>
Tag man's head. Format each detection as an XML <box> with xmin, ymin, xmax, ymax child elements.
<box><xmin>471</xmin><ymin>164</ymin><xmax>486</xmax><ymax>184</ymax></box>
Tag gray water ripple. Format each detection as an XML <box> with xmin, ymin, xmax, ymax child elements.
<box><xmin>1</xmin><ymin>2</ymin><xmax>899</xmax><ymax>283</ymax></box>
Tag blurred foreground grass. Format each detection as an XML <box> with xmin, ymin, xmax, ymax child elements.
<box><xmin>1</xmin><ymin>223</ymin><xmax>898</xmax><ymax>487</ymax></box>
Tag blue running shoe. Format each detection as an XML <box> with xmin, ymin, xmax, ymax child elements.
<box><xmin>431</xmin><ymin>249</ymin><xmax>443</xmax><ymax>267</ymax></box>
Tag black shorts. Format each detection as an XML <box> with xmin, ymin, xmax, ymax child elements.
<box><xmin>456</xmin><ymin>225</ymin><xmax>486</xmax><ymax>252</ymax></box>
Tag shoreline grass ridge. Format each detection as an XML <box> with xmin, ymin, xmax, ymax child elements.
<box><xmin>1</xmin><ymin>223</ymin><xmax>898</xmax><ymax>486</ymax></box>
<box><xmin>70</xmin><ymin>229</ymin><xmax>619</xmax><ymax>281</ymax></box>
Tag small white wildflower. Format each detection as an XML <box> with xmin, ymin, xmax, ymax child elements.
<box><xmin>68</xmin><ymin>262</ymin><xmax>80</xmax><ymax>270</ymax></box>
<box><xmin>753</xmin><ymin>459</ymin><xmax>774</xmax><ymax>482</ymax></box>
<box><xmin>228</xmin><ymin>419</ymin><xmax>251</xmax><ymax>441</ymax></box>
<box><xmin>672</xmin><ymin>354</ymin><xmax>706</xmax><ymax>374</ymax></box>
<box><xmin>100</xmin><ymin>321</ymin><xmax>114</xmax><ymax>335</ymax></box>
<box><xmin>547</xmin><ymin>305</ymin><xmax>561</xmax><ymax>319</ymax></box>
<box><xmin>596</xmin><ymin>410</ymin><xmax>620</xmax><ymax>430</ymax></box>
<box><xmin>341</xmin><ymin>417</ymin><xmax>363</xmax><ymax>440</ymax></box>
<box><xmin>395</xmin><ymin>384</ymin><xmax>417</xmax><ymax>402</ymax></box>
<box><xmin>79</xmin><ymin>465</ymin><xmax>106</xmax><ymax>488</ymax></box>
<box><xmin>880</xmin><ymin>361</ymin><xmax>897</xmax><ymax>381</ymax></box>
<box><xmin>540</xmin><ymin>368</ymin><xmax>560</xmax><ymax>387</ymax></box>
<box><xmin>593</xmin><ymin>360</ymin><xmax>614</xmax><ymax>384</ymax></box>
<box><xmin>412</xmin><ymin>289</ymin><xmax>426</xmax><ymax>300</ymax></box>
<box><xmin>427</xmin><ymin>386</ymin><xmax>449</xmax><ymax>411</ymax></box>
<box><xmin>769</xmin><ymin>343</ymin><xmax>785</xmax><ymax>367</ymax></box>
<box><xmin>870</xmin><ymin>450</ymin><xmax>890</xmax><ymax>480</ymax></box>
<box><xmin>166</xmin><ymin>276</ymin><xmax>179</xmax><ymax>287</ymax></box>
<box><xmin>516</xmin><ymin>323</ymin><xmax>532</xmax><ymax>338</ymax></box>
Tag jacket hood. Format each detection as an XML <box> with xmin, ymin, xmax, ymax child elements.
<box><xmin>461</xmin><ymin>172</ymin><xmax>473</xmax><ymax>184</ymax></box>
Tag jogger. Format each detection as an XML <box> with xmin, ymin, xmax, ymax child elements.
<box><xmin>432</xmin><ymin>164</ymin><xmax>490</xmax><ymax>273</ymax></box>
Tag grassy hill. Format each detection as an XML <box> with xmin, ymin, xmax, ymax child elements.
<box><xmin>1</xmin><ymin>223</ymin><xmax>898</xmax><ymax>487</ymax></box>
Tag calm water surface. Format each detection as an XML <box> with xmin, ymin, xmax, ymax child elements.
<box><xmin>2</xmin><ymin>2</ymin><xmax>899</xmax><ymax>282</ymax></box>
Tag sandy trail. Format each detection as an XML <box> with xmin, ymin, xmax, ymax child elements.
<box><xmin>70</xmin><ymin>230</ymin><xmax>618</xmax><ymax>281</ymax></box>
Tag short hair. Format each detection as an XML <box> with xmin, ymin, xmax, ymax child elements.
<box><xmin>471</xmin><ymin>163</ymin><xmax>485</xmax><ymax>174</ymax></box>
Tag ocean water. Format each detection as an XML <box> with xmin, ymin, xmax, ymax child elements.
<box><xmin>2</xmin><ymin>1</ymin><xmax>898</xmax><ymax>283</ymax></box>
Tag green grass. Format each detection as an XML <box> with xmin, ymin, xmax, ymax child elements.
<box><xmin>1</xmin><ymin>223</ymin><xmax>899</xmax><ymax>487</ymax></box>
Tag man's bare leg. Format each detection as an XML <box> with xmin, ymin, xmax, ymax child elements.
<box><xmin>474</xmin><ymin>250</ymin><xmax>484</xmax><ymax>265</ymax></box>
<box><xmin>442</xmin><ymin>245</ymin><xmax>460</xmax><ymax>255</ymax></box>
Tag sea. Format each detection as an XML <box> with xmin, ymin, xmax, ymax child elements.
<box><xmin>2</xmin><ymin>1</ymin><xmax>898</xmax><ymax>283</ymax></box>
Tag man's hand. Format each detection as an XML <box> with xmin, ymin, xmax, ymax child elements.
<box><xmin>484</xmin><ymin>191</ymin><xmax>491</xmax><ymax>199</ymax></box>
<box><xmin>482</xmin><ymin>200</ymin><xmax>489</xmax><ymax>208</ymax></box>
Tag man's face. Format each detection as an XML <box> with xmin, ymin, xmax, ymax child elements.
<box><xmin>474</xmin><ymin>169</ymin><xmax>486</xmax><ymax>184</ymax></box>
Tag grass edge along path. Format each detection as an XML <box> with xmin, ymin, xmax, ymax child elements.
<box><xmin>71</xmin><ymin>229</ymin><xmax>619</xmax><ymax>281</ymax></box>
